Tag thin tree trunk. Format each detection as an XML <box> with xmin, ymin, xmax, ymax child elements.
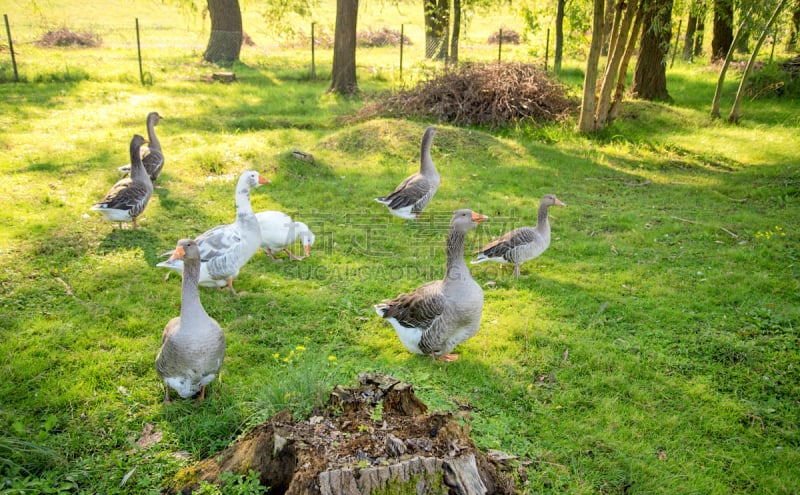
<box><xmin>786</xmin><ymin>0</ymin><xmax>800</xmax><ymax>51</ymax></box>
<box><xmin>424</xmin><ymin>0</ymin><xmax>449</xmax><ymax>59</ymax></box>
<box><xmin>609</xmin><ymin>0</ymin><xmax>645</xmax><ymax>121</ymax></box>
<box><xmin>595</xmin><ymin>0</ymin><xmax>638</xmax><ymax>129</ymax></box>
<box><xmin>329</xmin><ymin>0</ymin><xmax>359</xmax><ymax>95</ymax></box>
<box><xmin>728</xmin><ymin>0</ymin><xmax>791</xmax><ymax>123</ymax></box>
<box><xmin>450</xmin><ymin>0</ymin><xmax>461</xmax><ymax>63</ymax></box>
<box><xmin>555</xmin><ymin>0</ymin><xmax>566</xmax><ymax>71</ymax></box>
<box><xmin>695</xmin><ymin>13</ymin><xmax>706</xmax><ymax>56</ymax></box>
<box><xmin>683</xmin><ymin>9</ymin><xmax>698</xmax><ymax>60</ymax></box>
<box><xmin>578</xmin><ymin>0</ymin><xmax>606</xmax><ymax>133</ymax></box>
<box><xmin>710</xmin><ymin>7</ymin><xmax>752</xmax><ymax>119</ymax></box>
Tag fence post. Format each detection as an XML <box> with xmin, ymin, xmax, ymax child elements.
<box><xmin>135</xmin><ymin>18</ymin><xmax>144</xmax><ymax>85</ymax></box>
<box><xmin>545</xmin><ymin>27</ymin><xmax>550</xmax><ymax>71</ymax></box>
<box><xmin>4</xmin><ymin>14</ymin><xmax>19</xmax><ymax>82</ymax></box>
<box><xmin>399</xmin><ymin>24</ymin><xmax>404</xmax><ymax>82</ymax></box>
<box><xmin>498</xmin><ymin>28</ymin><xmax>502</xmax><ymax>62</ymax></box>
<box><xmin>311</xmin><ymin>22</ymin><xmax>316</xmax><ymax>80</ymax></box>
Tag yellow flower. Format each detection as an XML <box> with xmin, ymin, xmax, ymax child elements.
<box><xmin>296</xmin><ymin>345</ymin><xmax>306</xmax><ymax>352</ymax></box>
<box><xmin>273</xmin><ymin>353</ymin><xmax>280</xmax><ymax>359</ymax></box>
<box><xmin>328</xmin><ymin>355</ymin><xmax>337</xmax><ymax>361</ymax></box>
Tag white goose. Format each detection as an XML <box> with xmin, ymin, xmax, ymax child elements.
<box><xmin>156</xmin><ymin>238</ymin><xmax>225</xmax><ymax>403</ymax></box>
<box><xmin>157</xmin><ymin>170</ymin><xmax>270</xmax><ymax>294</ymax></box>
<box><xmin>90</xmin><ymin>134</ymin><xmax>153</xmax><ymax>229</ymax></box>
<box><xmin>375</xmin><ymin>126</ymin><xmax>440</xmax><ymax>220</ymax></box>
<box><xmin>118</xmin><ymin>112</ymin><xmax>165</xmax><ymax>182</ymax></box>
<box><xmin>375</xmin><ymin>209</ymin><xmax>488</xmax><ymax>361</ymax></box>
<box><xmin>255</xmin><ymin>210</ymin><xmax>315</xmax><ymax>261</ymax></box>
<box><xmin>472</xmin><ymin>194</ymin><xmax>565</xmax><ymax>277</ymax></box>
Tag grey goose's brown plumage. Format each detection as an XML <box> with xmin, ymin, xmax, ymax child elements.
<box><xmin>118</xmin><ymin>112</ymin><xmax>165</xmax><ymax>182</ymax></box>
<box><xmin>90</xmin><ymin>134</ymin><xmax>153</xmax><ymax>229</ymax></box>
<box><xmin>471</xmin><ymin>194</ymin><xmax>565</xmax><ymax>277</ymax></box>
<box><xmin>156</xmin><ymin>238</ymin><xmax>226</xmax><ymax>403</ymax></box>
<box><xmin>375</xmin><ymin>209</ymin><xmax>488</xmax><ymax>361</ymax></box>
<box><xmin>375</xmin><ymin>126</ymin><xmax>440</xmax><ymax>220</ymax></box>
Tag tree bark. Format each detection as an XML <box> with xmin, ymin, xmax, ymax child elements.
<box><xmin>424</xmin><ymin>0</ymin><xmax>450</xmax><ymax>60</ymax></box>
<box><xmin>578</xmin><ymin>0</ymin><xmax>606</xmax><ymax>133</ymax></box>
<box><xmin>329</xmin><ymin>0</ymin><xmax>359</xmax><ymax>96</ymax></box>
<box><xmin>609</xmin><ymin>0</ymin><xmax>646</xmax><ymax>121</ymax></box>
<box><xmin>555</xmin><ymin>0</ymin><xmax>566</xmax><ymax>71</ymax></box>
<box><xmin>729</xmin><ymin>0</ymin><xmax>791</xmax><ymax>123</ymax></box>
<box><xmin>203</xmin><ymin>0</ymin><xmax>242</xmax><ymax>64</ymax></box>
<box><xmin>695</xmin><ymin>11</ymin><xmax>706</xmax><ymax>56</ymax></box>
<box><xmin>786</xmin><ymin>0</ymin><xmax>800</xmax><ymax>51</ymax></box>
<box><xmin>596</xmin><ymin>0</ymin><xmax>639</xmax><ymax>129</ymax></box>
<box><xmin>632</xmin><ymin>0</ymin><xmax>674</xmax><ymax>102</ymax></box>
<box><xmin>711</xmin><ymin>0</ymin><xmax>733</xmax><ymax>60</ymax></box>
<box><xmin>450</xmin><ymin>0</ymin><xmax>461</xmax><ymax>63</ymax></box>
<box><xmin>710</xmin><ymin>7</ymin><xmax>752</xmax><ymax>119</ymax></box>
<box><xmin>683</xmin><ymin>7</ymin><xmax>699</xmax><ymax>60</ymax></box>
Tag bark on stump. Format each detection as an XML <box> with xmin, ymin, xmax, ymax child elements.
<box><xmin>166</xmin><ymin>373</ymin><xmax>514</xmax><ymax>495</ymax></box>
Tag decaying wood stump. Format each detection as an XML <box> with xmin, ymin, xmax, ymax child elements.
<box><xmin>166</xmin><ymin>373</ymin><xmax>515</xmax><ymax>495</ymax></box>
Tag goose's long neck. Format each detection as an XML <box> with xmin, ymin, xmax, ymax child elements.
<box><xmin>129</xmin><ymin>142</ymin><xmax>149</xmax><ymax>184</ymax></box>
<box><xmin>536</xmin><ymin>202</ymin><xmax>552</xmax><ymax>235</ymax></box>
<box><xmin>444</xmin><ymin>228</ymin><xmax>469</xmax><ymax>282</ymax></box>
<box><xmin>147</xmin><ymin>117</ymin><xmax>161</xmax><ymax>151</ymax></box>
<box><xmin>180</xmin><ymin>257</ymin><xmax>207</xmax><ymax>324</ymax></box>
<box><xmin>235</xmin><ymin>182</ymin><xmax>255</xmax><ymax>223</ymax></box>
<box><xmin>419</xmin><ymin>129</ymin><xmax>437</xmax><ymax>177</ymax></box>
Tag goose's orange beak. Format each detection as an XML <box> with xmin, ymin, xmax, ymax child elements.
<box><xmin>258</xmin><ymin>176</ymin><xmax>271</xmax><ymax>185</ymax></box>
<box><xmin>167</xmin><ymin>245</ymin><xmax>185</xmax><ymax>262</ymax></box>
<box><xmin>471</xmin><ymin>211</ymin><xmax>489</xmax><ymax>223</ymax></box>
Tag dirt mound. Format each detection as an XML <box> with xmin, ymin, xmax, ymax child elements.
<box><xmin>357</xmin><ymin>62</ymin><xmax>578</xmax><ymax>128</ymax></box>
<box><xmin>166</xmin><ymin>373</ymin><xmax>516</xmax><ymax>494</ymax></box>
<box><xmin>36</xmin><ymin>28</ymin><xmax>101</xmax><ymax>48</ymax></box>
<box><xmin>488</xmin><ymin>30</ymin><xmax>520</xmax><ymax>45</ymax></box>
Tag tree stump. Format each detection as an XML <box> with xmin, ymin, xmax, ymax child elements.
<box><xmin>165</xmin><ymin>373</ymin><xmax>515</xmax><ymax>495</ymax></box>
<box><xmin>211</xmin><ymin>71</ymin><xmax>237</xmax><ymax>83</ymax></box>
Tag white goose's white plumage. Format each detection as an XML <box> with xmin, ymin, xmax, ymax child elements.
<box><xmin>472</xmin><ymin>194</ymin><xmax>565</xmax><ymax>277</ymax></box>
<box><xmin>375</xmin><ymin>209</ymin><xmax>488</xmax><ymax>361</ymax></box>
<box><xmin>156</xmin><ymin>238</ymin><xmax>225</xmax><ymax>403</ymax></box>
<box><xmin>255</xmin><ymin>210</ymin><xmax>315</xmax><ymax>261</ymax></box>
<box><xmin>90</xmin><ymin>134</ymin><xmax>153</xmax><ymax>229</ymax></box>
<box><xmin>118</xmin><ymin>112</ymin><xmax>165</xmax><ymax>182</ymax></box>
<box><xmin>157</xmin><ymin>170</ymin><xmax>270</xmax><ymax>294</ymax></box>
<box><xmin>375</xmin><ymin>126</ymin><xmax>440</xmax><ymax>220</ymax></box>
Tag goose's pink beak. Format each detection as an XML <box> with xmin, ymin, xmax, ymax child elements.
<box><xmin>471</xmin><ymin>211</ymin><xmax>489</xmax><ymax>223</ymax></box>
<box><xmin>167</xmin><ymin>245</ymin><xmax>185</xmax><ymax>262</ymax></box>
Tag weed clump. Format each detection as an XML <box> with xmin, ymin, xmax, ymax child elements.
<box><xmin>36</xmin><ymin>27</ymin><xmax>101</xmax><ymax>48</ymax></box>
<box><xmin>357</xmin><ymin>28</ymin><xmax>411</xmax><ymax>47</ymax></box>
<box><xmin>359</xmin><ymin>62</ymin><xmax>578</xmax><ymax>127</ymax></box>
<box><xmin>488</xmin><ymin>29</ymin><xmax>520</xmax><ymax>44</ymax></box>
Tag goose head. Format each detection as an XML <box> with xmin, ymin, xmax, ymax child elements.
<box><xmin>167</xmin><ymin>238</ymin><xmax>201</xmax><ymax>263</ymax></box>
<box><xmin>295</xmin><ymin>222</ymin><xmax>315</xmax><ymax>257</ymax></box>
<box><xmin>451</xmin><ymin>209</ymin><xmax>489</xmax><ymax>233</ymax></box>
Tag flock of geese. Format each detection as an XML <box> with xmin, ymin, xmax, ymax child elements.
<box><xmin>89</xmin><ymin>114</ymin><xmax>565</xmax><ymax>402</ymax></box>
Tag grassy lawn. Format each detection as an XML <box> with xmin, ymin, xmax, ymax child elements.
<box><xmin>1</xmin><ymin>1</ymin><xmax>799</xmax><ymax>494</ymax></box>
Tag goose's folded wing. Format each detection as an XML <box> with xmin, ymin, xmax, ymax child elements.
<box><xmin>478</xmin><ymin>227</ymin><xmax>537</xmax><ymax>258</ymax></box>
<box><xmin>380</xmin><ymin>281</ymin><xmax>445</xmax><ymax>329</ymax></box>
<box><xmin>381</xmin><ymin>175</ymin><xmax>431</xmax><ymax>209</ymax></box>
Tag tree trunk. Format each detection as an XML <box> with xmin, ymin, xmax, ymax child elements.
<box><xmin>329</xmin><ymin>0</ymin><xmax>359</xmax><ymax>96</ymax></box>
<box><xmin>695</xmin><ymin>11</ymin><xmax>706</xmax><ymax>55</ymax></box>
<box><xmin>632</xmin><ymin>0</ymin><xmax>674</xmax><ymax>102</ymax></box>
<box><xmin>786</xmin><ymin>0</ymin><xmax>800</xmax><ymax>51</ymax></box>
<box><xmin>609</xmin><ymin>0</ymin><xmax>646</xmax><ymax>121</ymax></box>
<box><xmin>578</xmin><ymin>0</ymin><xmax>606</xmax><ymax>133</ymax></box>
<box><xmin>683</xmin><ymin>9</ymin><xmax>699</xmax><ymax>60</ymax></box>
<box><xmin>203</xmin><ymin>0</ymin><xmax>242</xmax><ymax>64</ymax></box>
<box><xmin>555</xmin><ymin>0</ymin><xmax>566</xmax><ymax>71</ymax></box>
<box><xmin>729</xmin><ymin>0</ymin><xmax>791</xmax><ymax>123</ymax></box>
<box><xmin>596</xmin><ymin>0</ymin><xmax>639</xmax><ymax>129</ymax></box>
<box><xmin>711</xmin><ymin>0</ymin><xmax>733</xmax><ymax>60</ymax></box>
<box><xmin>710</xmin><ymin>7</ymin><xmax>752</xmax><ymax>119</ymax></box>
<box><xmin>602</xmin><ymin>0</ymin><xmax>616</xmax><ymax>55</ymax></box>
<box><xmin>450</xmin><ymin>0</ymin><xmax>461</xmax><ymax>63</ymax></box>
<box><xmin>424</xmin><ymin>0</ymin><xmax>449</xmax><ymax>60</ymax></box>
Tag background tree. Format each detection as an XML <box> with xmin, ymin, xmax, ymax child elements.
<box><xmin>450</xmin><ymin>0</ymin><xmax>462</xmax><ymax>62</ymax></box>
<box><xmin>711</xmin><ymin>0</ymin><xmax>734</xmax><ymax>60</ymax></box>
<box><xmin>425</xmin><ymin>0</ymin><xmax>450</xmax><ymax>59</ymax></box>
<box><xmin>787</xmin><ymin>0</ymin><xmax>800</xmax><ymax>50</ymax></box>
<box><xmin>683</xmin><ymin>0</ymin><xmax>706</xmax><ymax>60</ymax></box>
<box><xmin>203</xmin><ymin>0</ymin><xmax>243</xmax><ymax>63</ymax></box>
<box><xmin>329</xmin><ymin>0</ymin><xmax>358</xmax><ymax>95</ymax></box>
<box><xmin>632</xmin><ymin>0</ymin><xmax>674</xmax><ymax>101</ymax></box>
<box><xmin>554</xmin><ymin>0</ymin><xmax>566</xmax><ymax>71</ymax></box>
<box><xmin>595</xmin><ymin>0</ymin><xmax>640</xmax><ymax>129</ymax></box>
<box><xmin>609</xmin><ymin>0</ymin><xmax>646</xmax><ymax>120</ymax></box>
<box><xmin>710</xmin><ymin>7</ymin><xmax>752</xmax><ymax>118</ymax></box>
<box><xmin>577</xmin><ymin>0</ymin><xmax>605</xmax><ymax>133</ymax></box>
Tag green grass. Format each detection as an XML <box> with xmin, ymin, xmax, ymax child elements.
<box><xmin>1</xmin><ymin>1</ymin><xmax>800</xmax><ymax>494</ymax></box>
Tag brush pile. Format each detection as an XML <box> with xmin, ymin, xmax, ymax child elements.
<box><xmin>358</xmin><ymin>28</ymin><xmax>411</xmax><ymax>47</ymax></box>
<box><xmin>488</xmin><ymin>29</ymin><xmax>520</xmax><ymax>45</ymax></box>
<box><xmin>36</xmin><ymin>28</ymin><xmax>101</xmax><ymax>48</ymax></box>
<box><xmin>360</xmin><ymin>62</ymin><xmax>577</xmax><ymax>127</ymax></box>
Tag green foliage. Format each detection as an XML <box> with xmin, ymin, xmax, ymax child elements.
<box><xmin>195</xmin><ymin>470</ymin><xmax>269</xmax><ymax>495</ymax></box>
<box><xmin>745</xmin><ymin>60</ymin><xmax>800</xmax><ymax>99</ymax></box>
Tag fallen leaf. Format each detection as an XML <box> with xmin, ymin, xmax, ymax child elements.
<box><xmin>135</xmin><ymin>423</ymin><xmax>163</xmax><ymax>449</ymax></box>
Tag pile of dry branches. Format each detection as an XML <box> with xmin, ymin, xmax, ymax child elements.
<box><xmin>36</xmin><ymin>28</ymin><xmax>101</xmax><ymax>48</ymax></box>
<box><xmin>361</xmin><ymin>62</ymin><xmax>578</xmax><ymax>127</ymax></box>
<box><xmin>488</xmin><ymin>29</ymin><xmax>520</xmax><ymax>45</ymax></box>
<box><xmin>358</xmin><ymin>28</ymin><xmax>411</xmax><ymax>47</ymax></box>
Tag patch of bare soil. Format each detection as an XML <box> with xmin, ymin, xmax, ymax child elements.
<box><xmin>354</xmin><ymin>62</ymin><xmax>578</xmax><ymax>128</ymax></box>
<box><xmin>36</xmin><ymin>28</ymin><xmax>101</xmax><ymax>48</ymax></box>
<box><xmin>166</xmin><ymin>374</ymin><xmax>517</xmax><ymax>494</ymax></box>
